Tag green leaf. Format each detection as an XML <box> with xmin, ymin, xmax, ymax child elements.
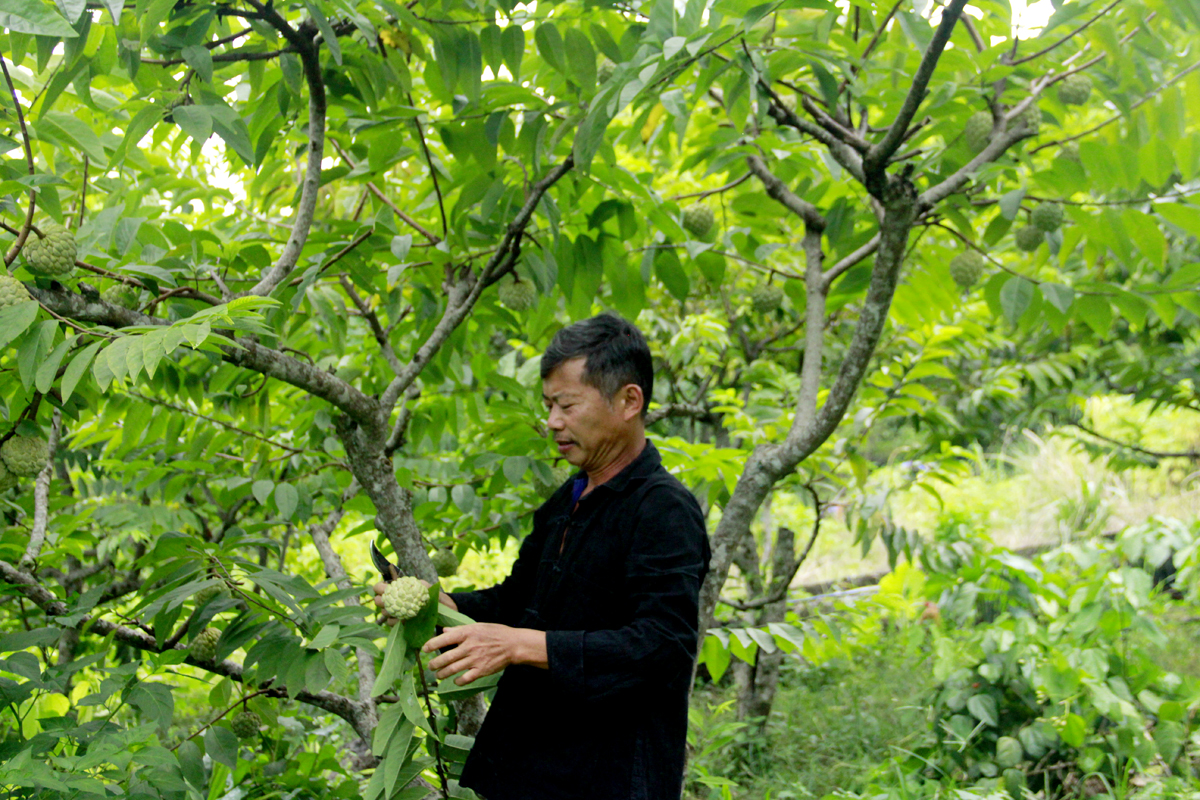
<box><xmin>35</xmin><ymin>334</ymin><xmax>75</xmax><ymax>394</ymax></box>
<box><xmin>500</xmin><ymin>25</ymin><xmax>524</xmax><ymax>81</ymax></box>
<box><xmin>372</xmin><ymin>623</ymin><xmax>406</xmax><ymax>697</ymax></box>
<box><xmin>999</xmin><ymin>276</ymin><xmax>1034</xmax><ymax>324</ymax></box>
<box><xmin>502</xmin><ymin>455</ymin><xmax>529</xmax><ymax>485</ymax></box>
<box><xmin>252</xmin><ymin>479</ymin><xmax>275</xmax><ymax>505</ymax></box>
<box><xmin>128</xmin><ymin>682</ymin><xmax>174</xmax><ymax>733</ymax></box>
<box><xmin>274</xmin><ymin>483</ymin><xmax>298</xmax><ymax>520</ymax></box>
<box><xmin>181</xmin><ymin>44</ymin><xmax>213</xmax><ymax>83</ymax></box>
<box><xmin>305</xmin><ymin>0</ymin><xmax>341</xmax><ymax>65</ymax></box>
<box><xmin>172</xmin><ymin>105</ymin><xmax>213</xmax><ymax>144</ymax></box>
<box><xmin>0</xmin><ymin>0</ymin><xmax>78</xmax><ymax>36</ymax></box>
<box><xmin>967</xmin><ymin>693</ymin><xmax>998</xmax><ymax>726</ymax></box>
<box><xmin>0</xmin><ymin>300</ymin><xmax>39</xmax><ymax>350</ymax></box>
<box><xmin>1074</xmin><ymin>294</ymin><xmax>1113</xmax><ymax>335</ymax></box>
<box><xmin>654</xmin><ymin>247</ymin><xmax>690</xmax><ymax>302</ymax></box>
<box><xmin>564</xmin><ymin>27</ymin><xmax>597</xmax><ymax>90</ymax></box>
<box><xmin>1040</xmin><ymin>282</ymin><xmax>1074</xmax><ymax>313</ymax></box>
<box><xmin>60</xmin><ymin>339</ymin><xmax>102</xmax><ymax>403</ymax></box>
<box><xmin>204</xmin><ymin>724</ymin><xmax>238</xmax><ymax>770</ymax></box>
<box><xmin>998</xmin><ymin>189</ymin><xmax>1026</xmax><ymax>221</ymax></box>
<box><xmin>176</xmin><ymin>740</ymin><xmax>205</xmax><ymax>789</ymax></box>
<box><xmin>535</xmin><ymin>23</ymin><xmax>566</xmax><ymax>72</ymax></box>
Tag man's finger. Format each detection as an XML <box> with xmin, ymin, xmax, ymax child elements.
<box><xmin>372</xmin><ymin>582</ymin><xmax>387</xmax><ymax>594</ymax></box>
<box><xmin>373</xmin><ymin>595</ymin><xmax>385</xmax><ymax>608</ymax></box>
<box><xmin>430</xmin><ymin>646</ymin><xmax>471</xmax><ymax>674</ymax></box>
<box><xmin>423</xmin><ymin>625</ymin><xmax>469</xmax><ymax>653</ymax></box>
<box><xmin>455</xmin><ymin>669</ymin><xmax>480</xmax><ymax>686</ymax></box>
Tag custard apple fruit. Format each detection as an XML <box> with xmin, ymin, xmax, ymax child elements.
<box><xmin>533</xmin><ymin>465</ymin><xmax>571</xmax><ymax>500</ymax></box>
<box><xmin>381</xmin><ymin>577</ymin><xmax>429</xmax><ymax>621</ymax></box>
<box><xmin>682</xmin><ymin>205</ymin><xmax>714</xmax><ymax>238</ymax></box>
<box><xmin>431</xmin><ymin>548</ymin><xmax>460</xmax><ymax>578</ymax></box>
<box><xmin>196</xmin><ymin>584</ymin><xmax>228</xmax><ymax>606</ymax></box>
<box><xmin>1058</xmin><ymin>141</ymin><xmax>1081</xmax><ymax>163</ymax></box>
<box><xmin>497</xmin><ymin>275</ymin><xmax>536</xmax><ymax>312</ymax></box>
<box><xmin>231</xmin><ymin>710</ymin><xmax>261</xmax><ymax>739</ymax></box>
<box><xmin>1</xmin><ymin>435</ymin><xmax>48</xmax><ymax>477</ymax></box>
<box><xmin>597</xmin><ymin>58</ymin><xmax>616</xmax><ymax>84</ymax></box>
<box><xmin>1014</xmin><ymin>104</ymin><xmax>1040</xmax><ymax>134</ymax></box>
<box><xmin>23</xmin><ymin>223</ymin><xmax>77</xmax><ymax>277</ymax></box>
<box><xmin>0</xmin><ymin>275</ymin><xmax>30</xmax><ymax>309</ymax></box>
<box><xmin>964</xmin><ymin>111</ymin><xmax>993</xmax><ymax>153</ymax></box>
<box><xmin>189</xmin><ymin>627</ymin><xmax>221</xmax><ymax>662</ymax></box>
<box><xmin>750</xmin><ymin>284</ymin><xmax>784</xmax><ymax>314</ymax></box>
<box><xmin>1057</xmin><ymin>73</ymin><xmax>1092</xmax><ymax>106</ymax></box>
<box><xmin>0</xmin><ymin>459</ymin><xmax>17</xmax><ymax>492</ymax></box>
<box><xmin>1031</xmin><ymin>202</ymin><xmax>1064</xmax><ymax>232</ymax></box>
<box><xmin>102</xmin><ymin>284</ymin><xmax>141</xmax><ymax>310</ymax></box>
<box><xmin>948</xmin><ymin>251</ymin><xmax>985</xmax><ymax>289</ymax></box>
<box><xmin>1014</xmin><ymin>225</ymin><xmax>1044</xmax><ymax>252</ymax></box>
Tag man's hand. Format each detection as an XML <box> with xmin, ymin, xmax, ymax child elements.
<box><xmin>372</xmin><ymin>579</ymin><xmax>458</xmax><ymax>626</ymax></box>
<box><xmin>423</xmin><ymin>624</ymin><xmax>548</xmax><ymax>685</ymax></box>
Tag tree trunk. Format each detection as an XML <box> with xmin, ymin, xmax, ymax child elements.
<box><xmin>735</xmin><ymin>524</ymin><xmax>794</xmax><ymax>724</ymax></box>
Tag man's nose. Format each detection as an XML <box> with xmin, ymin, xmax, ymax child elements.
<box><xmin>546</xmin><ymin>407</ymin><xmax>564</xmax><ymax>431</ymax></box>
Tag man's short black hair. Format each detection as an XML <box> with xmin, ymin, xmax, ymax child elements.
<box><xmin>540</xmin><ymin>313</ymin><xmax>653</xmax><ymax>419</ymax></box>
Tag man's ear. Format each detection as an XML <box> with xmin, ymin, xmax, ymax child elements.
<box><xmin>620</xmin><ymin>384</ymin><xmax>644</xmax><ymax>421</ymax></box>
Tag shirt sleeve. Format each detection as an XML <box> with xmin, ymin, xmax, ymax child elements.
<box><xmin>449</xmin><ymin>525</ymin><xmax>545</xmax><ymax>627</ymax></box>
<box><xmin>544</xmin><ymin>483</ymin><xmax>709</xmax><ymax>702</ymax></box>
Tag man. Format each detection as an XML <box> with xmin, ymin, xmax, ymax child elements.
<box><xmin>374</xmin><ymin>313</ymin><xmax>711</xmax><ymax>800</ymax></box>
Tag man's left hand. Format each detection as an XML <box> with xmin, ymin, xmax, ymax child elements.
<box><xmin>423</xmin><ymin>624</ymin><xmax>547</xmax><ymax>686</ymax></box>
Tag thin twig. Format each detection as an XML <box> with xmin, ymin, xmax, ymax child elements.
<box><xmin>1</xmin><ymin>54</ymin><xmax>36</xmax><ymax>267</ymax></box>
<box><xmin>124</xmin><ymin>390</ymin><xmax>310</xmax><ymax>455</ymax></box>
<box><xmin>331</xmin><ymin>140</ymin><xmax>441</xmax><ymax>243</ymax></box>
<box><xmin>415</xmin><ymin>659</ymin><xmax>451</xmax><ymax>800</ymax></box>
<box><xmin>1010</xmin><ymin>0</ymin><xmax>1124</xmax><ymax>65</ymax></box>
<box><xmin>670</xmin><ymin>172</ymin><xmax>751</xmax><ymax>201</ymax></box>
<box><xmin>170</xmin><ymin>690</ymin><xmax>270</xmax><ymax>751</ymax></box>
<box><xmin>76</xmin><ymin>157</ymin><xmax>88</xmax><ymax>230</ymax></box>
<box><xmin>408</xmin><ymin>94</ymin><xmax>448</xmax><ymax>240</ymax></box>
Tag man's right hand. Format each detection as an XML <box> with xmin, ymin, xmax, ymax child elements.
<box><xmin>372</xmin><ymin>579</ymin><xmax>459</xmax><ymax>626</ymax></box>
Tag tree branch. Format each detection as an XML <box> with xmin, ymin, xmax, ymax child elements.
<box><xmin>240</xmin><ymin>1</ymin><xmax>326</xmax><ymax>298</ymax></box>
<box><xmin>1068</xmin><ymin>421</ymin><xmax>1200</xmax><ymax>461</ymax></box>
<box><xmin>0</xmin><ymin>557</ymin><xmax>375</xmax><ymax>738</ymax></box>
<box><xmin>645</xmin><ymin>402</ymin><xmax>711</xmax><ymax>426</ymax></box>
<box><xmin>745</xmin><ymin>156</ymin><xmax>825</xmax><ymax>230</ymax></box>
<box><xmin>20</xmin><ymin>410</ymin><xmax>62</xmax><ymax>568</ymax></box>
<box><xmin>28</xmin><ymin>285</ymin><xmax>381</xmax><ymax>426</ymax></box>
<box><xmin>863</xmin><ymin>0</ymin><xmax>970</xmax><ymax>182</ymax></box>
<box><xmin>1010</xmin><ymin>0</ymin><xmax>1124</xmax><ymax>65</ymax></box>
<box><xmin>822</xmin><ymin>234</ymin><xmax>881</xmax><ymax>290</ymax></box>
<box><xmin>379</xmin><ymin>156</ymin><xmax>574</xmax><ymax>411</ymax></box>
<box><xmin>331</xmin><ymin>140</ymin><xmax>441</xmax><ymax>243</ymax></box>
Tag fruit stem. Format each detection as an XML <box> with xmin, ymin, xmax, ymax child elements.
<box><xmin>415</xmin><ymin>654</ymin><xmax>451</xmax><ymax>800</ymax></box>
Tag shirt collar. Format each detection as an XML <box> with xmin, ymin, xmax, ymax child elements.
<box><xmin>573</xmin><ymin>438</ymin><xmax>661</xmax><ymax>497</ymax></box>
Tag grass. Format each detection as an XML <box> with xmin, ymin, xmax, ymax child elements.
<box><xmin>686</xmin><ymin>634</ymin><xmax>933</xmax><ymax>800</ymax></box>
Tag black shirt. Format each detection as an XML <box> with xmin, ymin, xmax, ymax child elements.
<box><xmin>449</xmin><ymin>440</ymin><xmax>711</xmax><ymax>800</ymax></box>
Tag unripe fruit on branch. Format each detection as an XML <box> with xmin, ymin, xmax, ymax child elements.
<box><xmin>381</xmin><ymin>577</ymin><xmax>429</xmax><ymax>621</ymax></box>
<box><xmin>1015</xmin><ymin>104</ymin><xmax>1040</xmax><ymax>134</ymax></box>
<box><xmin>0</xmin><ymin>275</ymin><xmax>30</xmax><ymax>309</ymax></box>
<box><xmin>497</xmin><ymin>275</ymin><xmax>536</xmax><ymax>312</ymax></box>
<box><xmin>948</xmin><ymin>251</ymin><xmax>984</xmax><ymax>289</ymax></box>
<box><xmin>189</xmin><ymin>627</ymin><xmax>221</xmax><ymax>662</ymax></box>
<box><xmin>231</xmin><ymin>711</ymin><xmax>261</xmax><ymax>739</ymax></box>
<box><xmin>1031</xmin><ymin>203</ymin><xmax>1063</xmax><ymax>232</ymax></box>
<box><xmin>682</xmin><ymin>205</ymin><xmax>714</xmax><ymax>238</ymax></box>
<box><xmin>102</xmin><ymin>284</ymin><xmax>141</xmax><ymax>310</ymax></box>
<box><xmin>23</xmin><ymin>223</ymin><xmax>77</xmax><ymax>277</ymax></box>
<box><xmin>431</xmin><ymin>548</ymin><xmax>460</xmax><ymax>578</ymax></box>
<box><xmin>196</xmin><ymin>584</ymin><xmax>229</xmax><ymax>606</ymax></box>
<box><xmin>1014</xmin><ymin>225</ymin><xmax>1044</xmax><ymax>252</ymax></box>
<box><xmin>1</xmin><ymin>435</ymin><xmax>49</xmax><ymax>477</ymax></box>
<box><xmin>0</xmin><ymin>459</ymin><xmax>17</xmax><ymax>492</ymax></box>
<box><xmin>1058</xmin><ymin>141</ymin><xmax>1081</xmax><ymax>163</ymax></box>
<box><xmin>963</xmin><ymin>111</ymin><xmax>993</xmax><ymax>153</ymax></box>
<box><xmin>533</xmin><ymin>465</ymin><xmax>570</xmax><ymax>500</ymax></box>
<box><xmin>750</xmin><ymin>284</ymin><xmax>784</xmax><ymax>314</ymax></box>
<box><xmin>597</xmin><ymin>58</ymin><xmax>615</xmax><ymax>83</ymax></box>
<box><xmin>1057</xmin><ymin>73</ymin><xmax>1092</xmax><ymax>106</ymax></box>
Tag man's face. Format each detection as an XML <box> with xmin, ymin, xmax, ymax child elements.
<box><xmin>542</xmin><ymin>357</ymin><xmax>639</xmax><ymax>471</ymax></box>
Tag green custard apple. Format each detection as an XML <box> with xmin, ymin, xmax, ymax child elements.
<box><xmin>102</xmin><ymin>284</ymin><xmax>141</xmax><ymax>310</ymax></box>
<box><xmin>497</xmin><ymin>275</ymin><xmax>536</xmax><ymax>312</ymax></box>
<box><xmin>431</xmin><ymin>548</ymin><xmax>460</xmax><ymax>578</ymax></box>
<box><xmin>750</xmin><ymin>284</ymin><xmax>784</xmax><ymax>314</ymax></box>
<box><xmin>533</xmin><ymin>464</ymin><xmax>571</xmax><ymax>500</ymax></box>
<box><xmin>597</xmin><ymin>58</ymin><xmax>616</xmax><ymax>84</ymax></box>
<box><xmin>0</xmin><ymin>274</ymin><xmax>30</xmax><ymax>309</ymax></box>
<box><xmin>23</xmin><ymin>223</ymin><xmax>77</xmax><ymax>277</ymax></box>
<box><xmin>0</xmin><ymin>459</ymin><xmax>17</xmax><ymax>492</ymax></box>
<box><xmin>189</xmin><ymin>627</ymin><xmax>221</xmax><ymax>662</ymax></box>
<box><xmin>381</xmin><ymin>577</ymin><xmax>429</xmax><ymax>621</ymax></box>
<box><xmin>1057</xmin><ymin>73</ymin><xmax>1093</xmax><ymax>106</ymax></box>
<box><xmin>1015</xmin><ymin>104</ymin><xmax>1040</xmax><ymax>134</ymax></box>
<box><xmin>1058</xmin><ymin>141</ymin><xmax>1081</xmax><ymax>163</ymax></box>
<box><xmin>1014</xmin><ymin>225</ymin><xmax>1044</xmax><ymax>252</ymax></box>
<box><xmin>682</xmin><ymin>205</ymin><xmax>714</xmax><ymax>239</ymax></box>
<box><xmin>0</xmin><ymin>435</ymin><xmax>49</xmax><ymax>477</ymax></box>
<box><xmin>1031</xmin><ymin>202</ymin><xmax>1064</xmax><ymax>233</ymax></box>
<box><xmin>948</xmin><ymin>251</ymin><xmax>985</xmax><ymax>289</ymax></box>
<box><xmin>964</xmin><ymin>111</ymin><xmax>993</xmax><ymax>153</ymax></box>
<box><xmin>231</xmin><ymin>711</ymin><xmax>261</xmax><ymax>740</ymax></box>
